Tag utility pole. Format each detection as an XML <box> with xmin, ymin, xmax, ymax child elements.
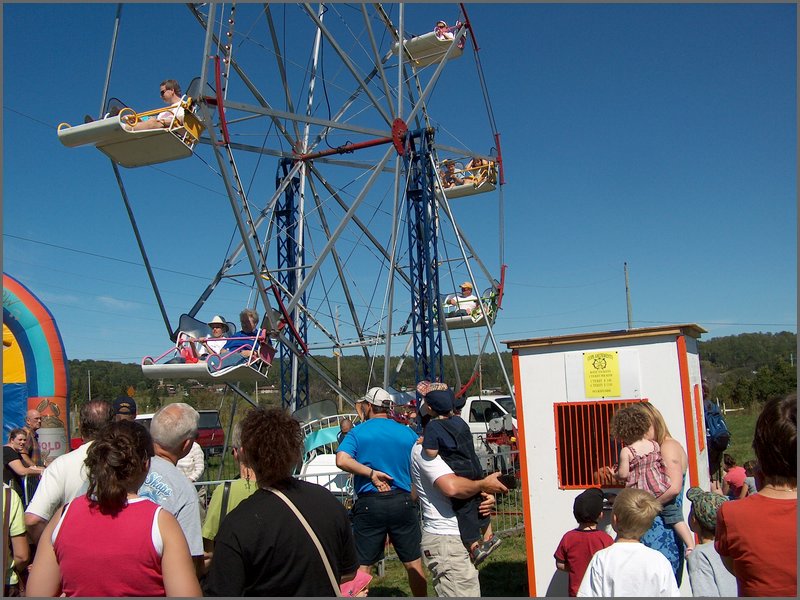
<box><xmin>335</xmin><ymin>305</ymin><xmax>343</xmax><ymax>412</ymax></box>
<box><xmin>477</xmin><ymin>331</ymin><xmax>483</xmax><ymax>394</ymax></box>
<box><xmin>624</xmin><ymin>262</ymin><xmax>633</xmax><ymax>330</ymax></box>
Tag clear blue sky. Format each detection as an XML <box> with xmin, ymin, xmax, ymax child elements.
<box><xmin>4</xmin><ymin>3</ymin><xmax>796</xmax><ymax>366</ymax></box>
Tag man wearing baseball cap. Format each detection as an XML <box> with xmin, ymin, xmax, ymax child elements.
<box><xmin>112</xmin><ymin>395</ymin><xmax>137</xmax><ymax>421</ymax></box>
<box><xmin>336</xmin><ymin>387</ymin><xmax>427</xmax><ymax>596</ymax></box>
<box><xmin>448</xmin><ymin>281</ymin><xmax>479</xmax><ymax>317</ymax></box>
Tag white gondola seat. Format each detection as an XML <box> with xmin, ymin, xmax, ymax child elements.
<box><xmin>298</xmin><ymin>412</ymin><xmax>358</xmax><ymax>497</ymax></box>
<box><xmin>391</xmin><ymin>27</ymin><xmax>465</xmax><ymax>68</ymax></box>
<box><xmin>141</xmin><ymin>314</ymin><xmax>273</xmax><ymax>383</ymax></box>
<box><xmin>57</xmin><ymin>97</ymin><xmax>204</xmax><ymax>168</ymax></box>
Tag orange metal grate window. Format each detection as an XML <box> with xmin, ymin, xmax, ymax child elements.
<box><xmin>553</xmin><ymin>399</ymin><xmax>648</xmax><ymax>489</ymax></box>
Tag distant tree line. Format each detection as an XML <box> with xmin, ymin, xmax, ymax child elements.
<box><xmin>699</xmin><ymin>331</ymin><xmax>797</xmax><ymax>408</ymax></box>
<box><xmin>65</xmin><ymin>331</ymin><xmax>794</xmax><ymax>421</ymax></box>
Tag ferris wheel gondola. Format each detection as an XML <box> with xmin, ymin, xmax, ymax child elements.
<box><xmin>58</xmin><ymin>3</ymin><xmax>514</xmax><ymax>412</ymax></box>
<box><xmin>56</xmin><ymin>98</ymin><xmax>205</xmax><ymax>168</ymax></box>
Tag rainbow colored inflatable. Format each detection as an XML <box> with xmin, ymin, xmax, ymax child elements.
<box><xmin>3</xmin><ymin>273</ymin><xmax>71</xmax><ymax>460</ymax></box>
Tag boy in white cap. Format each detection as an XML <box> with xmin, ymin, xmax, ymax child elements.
<box><xmin>448</xmin><ymin>281</ymin><xmax>478</xmax><ymax>317</ymax></box>
<box><xmin>434</xmin><ymin>19</ymin><xmax>455</xmax><ymax>40</ymax></box>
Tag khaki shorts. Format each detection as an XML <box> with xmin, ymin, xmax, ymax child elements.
<box><xmin>421</xmin><ymin>531</ymin><xmax>480</xmax><ymax>597</ymax></box>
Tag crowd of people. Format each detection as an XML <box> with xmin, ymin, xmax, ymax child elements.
<box><xmin>3</xmin><ymin>383</ymin><xmax>795</xmax><ymax>597</ymax></box>
<box><xmin>556</xmin><ymin>394</ymin><xmax>796</xmax><ymax>597</ymax></box>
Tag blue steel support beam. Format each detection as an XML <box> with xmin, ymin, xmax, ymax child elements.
<box><xmin>276</xmin><ymin>159</ymin><xmax>310</xmax><ymax>410</ymax></box>
<box><xmin>404</xmin><ymin>128</ymin><xmax>444</xmax><ymax>385</ymax></box>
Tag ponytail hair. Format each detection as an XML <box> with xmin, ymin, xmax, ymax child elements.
<box><xmin>85</xmin><ymin>420</ymin><xmax>154</xmax><ymax>514</ymax></box>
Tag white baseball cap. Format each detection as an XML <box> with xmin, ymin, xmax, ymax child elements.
<box><xmin>359</xmin><ymin>387</ymin><xmax>394</xmax><ymax>407</ymax></box>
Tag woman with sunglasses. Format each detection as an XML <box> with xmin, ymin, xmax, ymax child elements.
<box><xmin>130</xmin><ymin>79</ymin><xmax>185</xmax><ymax>131</ymax></box>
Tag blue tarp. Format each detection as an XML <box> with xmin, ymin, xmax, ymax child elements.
<box><xmin>304</xmin><ymin>426</ymin><xmax>341</xmax><ymax>454</ymax></box>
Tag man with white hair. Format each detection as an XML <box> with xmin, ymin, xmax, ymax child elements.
<box><xmin>336</xmin><ymin>387</ymin><xmax>427</xmax><ymax>597</ymax></box>
<box><xmin>20</xmin><ymin>409</ymin><xmax>43</xmax><ymax>468</ymax></box>
<box><xmin>139</xmin><ymin>402</ymin><xmax>204</xmax><ymax>569</ymax></box>
<box><xmin>24</xmin><ymin>399</ymin><xmax>114</xmax><ymax>544</ymax></box>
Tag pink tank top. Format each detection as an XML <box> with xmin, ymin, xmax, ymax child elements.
<box><xmin>625</xmin><ymin>440</ymin><xmax>670</xmax><ymax>498</ymax></box>
<box><xmin>53</xmin><ymin>494</ymin><xmax>165</xmax><ymax>597</ymax></box>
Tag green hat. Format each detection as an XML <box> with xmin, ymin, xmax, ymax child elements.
<box><xmin>686</xmin><ymin>486</ymin><xmax>728</xmax><ymax>531</ymax></box>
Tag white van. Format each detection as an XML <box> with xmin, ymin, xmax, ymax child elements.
<box><xmin>457</xmin><ymin>394</ymin><xmax>517</xmax><ymax>440</ymax></box>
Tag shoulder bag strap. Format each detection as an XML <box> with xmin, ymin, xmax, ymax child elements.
<box><xmin>3</xmin><ymin>486</ymin><xmax>12</xmax><ymax>587</ymax></box>
<box><xmin>220</xmin><ymin>481</ymin><xmax>232</xmax><ymax>520</ymax></box>
<box><xmin>266</xmin><ymin>487</ymin><xmax>342</xmax><ymax>597</ymax></box>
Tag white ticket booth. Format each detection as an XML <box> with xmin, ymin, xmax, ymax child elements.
<box><xmin>506</xmin><ymin>324</ymin><xmax>710</xmax><ymax>596</ymax></box>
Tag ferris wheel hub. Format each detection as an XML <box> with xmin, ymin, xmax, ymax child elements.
<box><xmin>392</xmin><ymin>118</ymin><xmax>408</xmax><ymax>156</ymax></box>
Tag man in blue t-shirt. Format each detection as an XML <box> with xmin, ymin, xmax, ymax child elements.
<box><xmin>336</xmin><ymin>387</ymin><xmax>427</xmax><ymax>597</ymax></box>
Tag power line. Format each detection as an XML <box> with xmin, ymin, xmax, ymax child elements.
<box><xmin>4</xmin><ymin>105</ymin><xmax>55</xmax><ymax>129</ymax></box>
<box><xmin>637</xmin><ymin>320</ymin><xmax>796</xmax><ymax>328</ymax></box>
<box><xmin>5</xmin><ymin>234</ymin><xmax>211</xmax><ymax>280</ymax></box>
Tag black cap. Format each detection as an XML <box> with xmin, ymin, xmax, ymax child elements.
<box><xmin>113</xmin><ymin>395</ymin><xmax>137</xmax><ymax>417</ymax></box>
<box><xmin>573</xmin><ymin>487</ymin><xmax>605</xmax><ymax>523</ymax></box>
<box><xmin>425</xmin><ymin>388</ymin><xmax>455</xmax><ymax>415</ymax></box>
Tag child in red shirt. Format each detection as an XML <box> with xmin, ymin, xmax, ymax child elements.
<box><xmin>721</xmin><ymin>453</ymin><xmax>747</xmax><ymax>499</ymax></box>
<box><xmin>555</xmin><ymin>488</ymin><xmax>614</xmax><ymax>596</ymax></box>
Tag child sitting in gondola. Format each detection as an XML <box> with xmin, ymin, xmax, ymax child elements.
<box><xmin>433</xmin><ymin>20</ymin><xmax>454</xmax><ymax>40</ymax></box>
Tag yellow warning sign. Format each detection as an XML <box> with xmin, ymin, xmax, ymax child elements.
<box><xmin>583</xmin><ymin>351</ymin><xmax>620</xmax><ymax>398</ymax></box>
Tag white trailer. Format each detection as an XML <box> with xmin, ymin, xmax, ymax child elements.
<box><xmin>506</xmin><ymin>324</ymin><xmax>711</xmax><ymax>596</ymax></box>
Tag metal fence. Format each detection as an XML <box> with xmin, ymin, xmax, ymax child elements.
<box><xmin>196</xmin><ymin>449</ymin><xmax>525</xmax><ymax>536</ymax></box>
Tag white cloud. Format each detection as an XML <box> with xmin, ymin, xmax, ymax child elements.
<box><xmin>96</xmin><ymin>296</ymin><xmax>139</xmax><ymax>311</ymax></box>
<box><xmin>37</xmin><ymin>292</ymin><xmax>82</xmax><ymax>306</ymax></box>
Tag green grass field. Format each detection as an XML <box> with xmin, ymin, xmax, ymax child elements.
<box><xmin>721</xmin><ymin>405</ymin><xmax>759</xmax><ymax>466</ymax></box>
<box><xmin>368</xmin><ymin>531</ymin><xmax>528</xmax><ymax>597</ymax></box>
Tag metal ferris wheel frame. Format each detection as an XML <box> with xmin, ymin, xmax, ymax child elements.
<box><xmin>106</xmin><ymin>3</ymin><xmax>514</xmax><ymax>412</ymax></box>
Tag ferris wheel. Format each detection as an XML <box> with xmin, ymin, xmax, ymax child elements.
<box><xmin>57</xmin><ymin>3</ymin><xmax>513</xmax><ymax>412</ymax></box>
